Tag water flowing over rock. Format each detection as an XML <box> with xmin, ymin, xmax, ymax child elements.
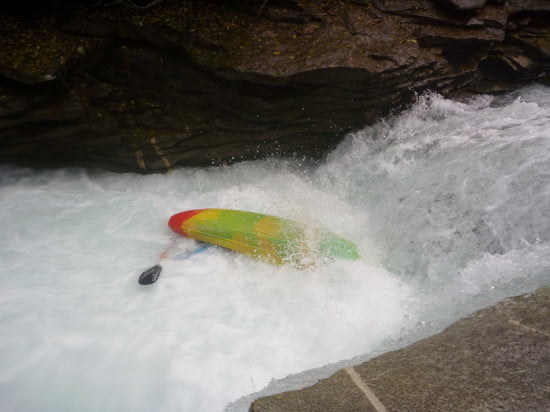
<box><xmin>0</xmin><ymin>0</ymin><xmax>549</xmax><ymax>172</ymax></box>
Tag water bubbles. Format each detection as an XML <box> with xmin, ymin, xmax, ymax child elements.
<box><xmin>1</xmin><ymin>85</ymin><xmax>550</xmax><ymax>411</ymax></box>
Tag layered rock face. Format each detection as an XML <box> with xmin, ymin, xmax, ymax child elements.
<box><xmin>0</xmin><ymin>0</ymin><xmax>548</xmax><ymax>172</ymax></box>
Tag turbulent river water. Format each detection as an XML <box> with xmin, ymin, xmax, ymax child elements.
<box><xmin>1</xmin><ymin>85</ymin><xmax>549</xmax><ymax>411</ymax></box>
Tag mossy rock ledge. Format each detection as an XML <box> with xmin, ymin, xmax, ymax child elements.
<box><xmin>1</xmin><ymin>0</ymin><xmax>549</xmax><ymax>172</ymax></box>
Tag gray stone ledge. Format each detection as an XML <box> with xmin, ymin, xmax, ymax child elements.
<box><xmin>250</xmin><ymin>287</ymin><xmax>550</xmax><ymax>412</ymax></box>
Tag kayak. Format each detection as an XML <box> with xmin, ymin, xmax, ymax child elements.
<box><xmin>168</xmin><ymin>208</ymin><xmax>359</xmax><ymax>266</ymax></box>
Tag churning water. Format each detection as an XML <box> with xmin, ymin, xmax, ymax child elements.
<box><xmin>1</xmin><ymin>85</ymin><xmax>549</xmax><ymax>411</ymax></box>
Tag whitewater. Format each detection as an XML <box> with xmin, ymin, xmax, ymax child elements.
<box><xmin>1</xmin><ymin>85</ymin><xmax>549</xmax><ymax>411</ymax></box>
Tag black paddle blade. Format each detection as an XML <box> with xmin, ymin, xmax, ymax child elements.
<box><xmin>139</xmin><ymin>264</ymin><xmax>163</xmax><ymax>285</ymax></box>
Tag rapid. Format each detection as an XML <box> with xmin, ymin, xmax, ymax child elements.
<box><xmin>1</xmin><ymin>85</ymin><xmax>549</xmax><ymax>411</ymax></box>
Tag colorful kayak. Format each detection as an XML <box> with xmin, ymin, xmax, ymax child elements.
<box><xmin>168</xmin><ymin>208</ymin><xmax>359</xmax><ymax>266</ymax></box>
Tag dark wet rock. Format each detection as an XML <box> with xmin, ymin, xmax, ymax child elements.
<box><xmin>250</xmin><ymin>287</ymin><xmax>550</xmax><ymax>411</ymax></box>
<box><xmin>0</xmin><ymin>0</ymin><xmax>549</xmax><ymax>172</ymax></box>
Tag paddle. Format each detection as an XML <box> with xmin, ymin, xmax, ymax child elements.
<box><xmin>138</xmin><ymin>243</ymin><xmax>210</xmax><ymax>285</ymax></box>
<box><xmin>139</xmin><ymin>264</ymin><xmax>163</xmax><ymax>285</ymax></box>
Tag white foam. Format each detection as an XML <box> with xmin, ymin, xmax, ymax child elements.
<box><xmin>0</xmin><ymin>85</ymin><xmax>549</xmax><ymax>411</ymax></box>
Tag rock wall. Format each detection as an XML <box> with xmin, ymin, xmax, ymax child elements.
<box><xmin>0</xmin><ymin>0</ymin><xmax>548</xmax><ymax>172</ymax></box>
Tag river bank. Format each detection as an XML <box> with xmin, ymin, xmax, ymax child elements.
<box><xmin>249</xmin><ymin>287</ymin><xmax>550</xmax><ymax>411</ymax></box>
